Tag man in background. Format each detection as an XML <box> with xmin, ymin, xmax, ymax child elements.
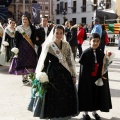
<box><xmin>35</xmin><ymin>16</ymin><xmax>51</xmax><ymax>57</ymax></box>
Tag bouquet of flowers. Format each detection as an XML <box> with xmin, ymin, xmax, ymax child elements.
<box><xmin>95</xmin><ymin>50</ymin><xmax>115</xmax><ymax>86</ymax></box>
<box><xmin>104</xmin><ymin>50</ymin><xmax>115</xmax><ymax>74</ymax></box>
<box><xmin>8</xmin><ymin>47</ymin><xmax>19</xmax><ymax>62</ymax></box>
<box><xmin>29</xmin><ymin>72</ymin><xmax>49</xmax><ymax>99</ymax></box>
<box><xmin>11</xmin><ymin>47</ymin><xmax>19</xmax><ymax>57</ymax></box>
<box><xmin>2</xmin><ymin>41</ymin><xmax>9</xmax><ymax>46</ymax></box>
<box><xmin>0</xmin><ymin>41</ymin><xmax>9</xmax><ymax>54</ymax></box>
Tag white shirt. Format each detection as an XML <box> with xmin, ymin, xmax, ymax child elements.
<box><xmin>44</xmin><ymin>27</ymin><xmax>48</xmax><ymax>39</ymax></box>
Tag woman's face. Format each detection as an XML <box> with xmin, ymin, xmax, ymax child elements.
<box><xmin>10</xmin><ymin>21</ymin><xmax>16</xmax><ymax>28</ymax></box>
<box><xmin>90</xmin><ymin>38</ymin><xmax>100</xmax><ymax>49</ymax></box>
<box><xmin>54</xmin><ymin>28</ymin><xmax>64</xmax><ymax>41</ymax></box>
<box><xmin>22</xmin><ymin>16</ymin><xmax>29</xmax><ymax>25</ymax></box>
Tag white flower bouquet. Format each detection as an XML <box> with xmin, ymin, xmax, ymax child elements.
<box><xmin>29</xmin><ymin>72</ymin><xmax>49</xmax><ymax>98</ymax></box>
<box><xmin>11</xmin><ymin>47</ymin><xmax>19</xmax><ymax>55</ymax></box>
<box><xmin>36</xmin><ymin>72</ymin><xmax>49</xmax><ymax>83</ymax></box>
<box><xmin>95</xmin><ymin>50</ymin><xmax>115</xmax><ymax>86</ymax></box>
<box><xmin>11</xmin><ymin>47</ymin><xmax>19</xmax><ymax>58</ymax></box>
<box><xmin>3</xmin><ymin>41</ymin><xmax>9</xmax><ymax>46</ymax></box>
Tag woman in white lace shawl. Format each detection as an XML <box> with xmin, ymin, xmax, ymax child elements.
<box><xmin>28</xmin><ymin>25</ymin><xmax>78</xmax><ymax>119</ymax></box>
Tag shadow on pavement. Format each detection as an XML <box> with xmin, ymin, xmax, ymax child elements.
<box><xmin>102</xmin><ymin>117</ymin><xmax>120</xmax><ymax>120</ymax></box>
<box><xmin>70</xmin><ymin>117</ymin><xmax>120</xmax><ymax>120</ymax></box>
<box><xmin>0</xmin><ymin>66</ymin><xmax>9</xmax><ymax>74</ymax></box>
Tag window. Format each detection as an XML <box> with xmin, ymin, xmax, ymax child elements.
<box><xmin>72</xmin><ymin>18</ymin><xmax>76</xmax><ymax>25</ymax></box>
<box><xmin>82</xmin><ymin>0</ymin><xmax>86</xmax><ymax>12</ymax></box>
<box><xmin>32</xmin><ymin>0</ymin><xmax>37</xmax><ymax>3</ymax></box>
<box><xmin>60</xmin><ymin>2</ymin><xmax>64</xmax><ymax>13</ymax></box>
<box><xmin>72</xmin><ymin>1</ymin><xmax>76</xmax><ymax>13</ymax></box>
<box><xmin>65</xmin><ymin>2</ymin><xmax>67</xmax><ymax>12</ymax></box>
<box><xmin>56</xmin><ymin>19</ymin><xmax>60</xmax><ymax>24</ymax></box>
<box><xmin>82</xmin><ymin>17</ymin><xmax>86</xmax><ymax>24</ymax></box>
<box><xmin>45</xmin><ymin>6</ymin><xmax>48</xmax><ymax>10</ymax></box>
<box><xmin>40</xmin><ymin>6</ymin><xmax>42</xmax><ymax>9</ymax></box>
<box><xmin>106</xmin><ymin>0</ymin><xmax>111</xmax><ymax>9</ymax></box>
<box><xmin>56</xmin><ymin>4</ymin><xmax>60</xmax><ymax>15</ymax></box>
<box><xmin>93</xmin><ymin>0</ymin><xmax>97</xmax><ymax>11</ymax></box>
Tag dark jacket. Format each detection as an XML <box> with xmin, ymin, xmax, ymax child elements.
<box><xmin>35</xmin><ymin>26</ymin><xmax>51</xmax><ymax>46</ymax></box>
<box><xmin>69</xmin><ymin>27</ymin><xmax>78</xmax><ymax>46</ymax></box>
<box><xmin>65</xmin><ymin>27</ymin><xmax>71</xmax><ymax>42</ymax></box>
<box><xmin>35</xmin><ymin>25</ymin><xmax>51</xmax><ymax>57</ymax></box>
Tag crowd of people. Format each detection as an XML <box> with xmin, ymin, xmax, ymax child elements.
<box><xmin>0</xmin><ymin>15</ymin><xmax>113</xmax><ymax>120</ymax></box>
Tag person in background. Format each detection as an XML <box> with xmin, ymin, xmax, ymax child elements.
<box><xmin>35</xmin><ymin>16</ymin><xmax>51</xmax><ymax>57</ymax></box>
<box><xmin>84</xmin><ymin>24</ymin><xmax>88</xmax><ymax>33</ymax></box>
<box><xmin>78</xmin><ymin>33</ymin><xmax>112</xmax><ymax>120</ymax></box>
<box><xmin>69</xmin><ymin>24</ymin><xmax>78</xmax><ymax>59</ymax></box>
<box><xmin>9</xmin><ymin>14</ymin><xmax>37</xmax><ymax>85</ymax></box>
<box><xmin>0</xmin><ymin>21</ymin><xmax>4</xmax><ymax>47</ymax></box>
<box><xmin>91</xmin><ymin>18</ymin><xmax>102</xmax><ymax>38</ymax></box>
<box><xmin>0</xmin><ymin>19</ymin><xmax>16</xmax><ymax>66</ymax></box>
<box><xmin>64</xmin><ymin>21</ymin><xmax>71</xmax><ymax>42</ymax></box>
<box><xmin>77</xmin><ymin>23</ymin><xmax>84</xmax><ymax>58</ymax></box>
<box><xmin>100</xmin><ymin>24</ymin><xmax>108</xmax><ymax>52</ymax></box>
<box><xmin>88</xmin><ymin>25</ymin><xmax>92</xmax><ymax>33</ymax></box>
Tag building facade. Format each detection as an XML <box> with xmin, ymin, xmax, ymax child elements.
<box><xmin>8</xmin><ymin>0</ymin><xmax>53</xmax><ymax>23</ymax></box>
<box><xmin>8</xmin><ymin>0</ymin><xmax>32</xmax><ymax>21</ymax></box>
<box><xmin>116</xmin><ymin>0</ymin><xmax>120</xmax><ymax>16</ymax></box>
<box><xmin>37</xmin><ymin>0</ymin><xmax>53</xmax><ymax>22</ymax></box>
<box><xmin>53</xmin><ymin>0</ymin><xmax>116</xmax><ymax>25</ymax></box>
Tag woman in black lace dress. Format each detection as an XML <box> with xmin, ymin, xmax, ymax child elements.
<box><xmin>28</xmin><ymin>25</ymin><xmax>78</xmax><ymax>119</ymax></box>
<box><xmin>0</xmin><ymin>19</ymin><xmax>16</xmax><ymax>66</ymax></box>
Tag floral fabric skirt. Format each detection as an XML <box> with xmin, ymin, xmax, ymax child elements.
<box><xmin>28</xmin><ymin>62</ymin><xmax>78</xmax><ymax>119</ymax></box>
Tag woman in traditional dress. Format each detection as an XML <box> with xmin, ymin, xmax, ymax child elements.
<box><xmin>78</xmin><ymin>33</ymin><xmax>112</xmax><ymax>120</ymax></box>
<box><xmin>0</xmin><ymin>21</ymin><xmax>4</xmax><ymax>47</ymax></box>
<box><xmin>9</xmin><ymin>15</ymin><xmax>37</xmax><ymax>85</ymax></box>
<box><xmin>28</xmin><ymin>25</ymin><xmax>78</xmax><ymax>119</ymax></box>
<box><xmin>0</xmin><ymin>19</ymin><xmax>16</xmax><ymax>66</ymax></box>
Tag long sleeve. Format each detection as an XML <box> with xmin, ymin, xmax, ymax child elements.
<box><xmin>35</xmin><ymin>27</ymin><xmax>45</xmax><ymax>46</ymax></box>
<box><xmin>77</xmin><ymin>28</ymin><xmax>84</xmax><ymax>44</ymax></box>
<box><xmin>30</xmin><ymin>25</ymin><xmax>36</xmax><ymax>44</ymax></box>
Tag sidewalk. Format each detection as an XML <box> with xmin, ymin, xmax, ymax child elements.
<box><xmin>0</xmin><ymin>40</ymin><xmax>120</xmax><ymax>120</ymax></box>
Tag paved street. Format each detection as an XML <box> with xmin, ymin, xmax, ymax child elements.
<box><xmin>0</xmin><ymin>40</ymin><xmax>120</xmax><ymax>120</ymax></box>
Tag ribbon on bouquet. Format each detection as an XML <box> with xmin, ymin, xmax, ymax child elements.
<box><xmin>51</xmin><ymin>43</ymin><xmax>71</xmax><ymax>74</ymax></box>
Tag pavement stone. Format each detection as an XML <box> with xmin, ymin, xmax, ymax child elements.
<box><xmin>0</xmin><ymin>40</ymin><xmax>120</xmax><ymax>120</ymax></box>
